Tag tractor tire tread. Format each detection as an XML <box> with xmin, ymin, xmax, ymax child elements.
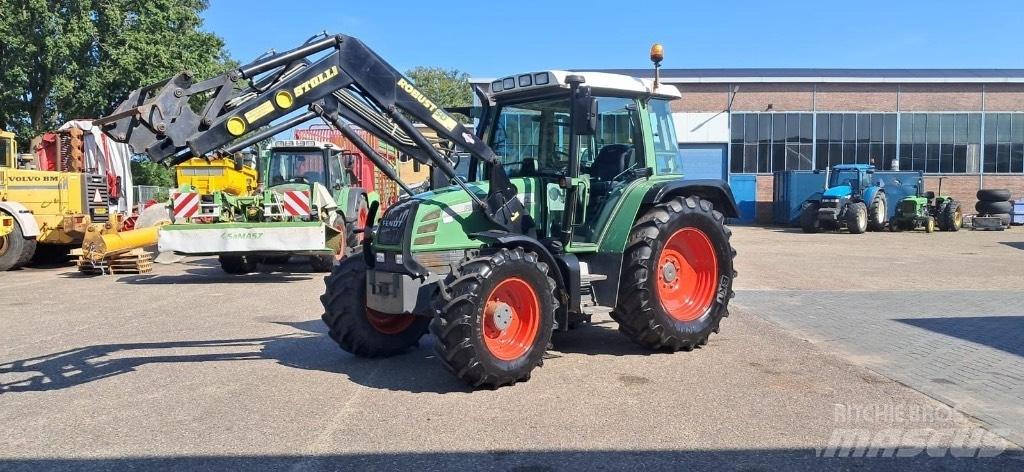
<box><xmin>611</xmin><ymin>195</ymin><xmax>735</xmax><ymax>351</ymax></box>
<box><xmin>430</xmin><ymin>247</ymin><xmax>558</xmax><ymax>388</ymax></box>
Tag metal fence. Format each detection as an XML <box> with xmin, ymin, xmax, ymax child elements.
<box><xmin>133</xmin><ymin>185</ymin><xmax>168</xmax><ymax>207</ymax></box>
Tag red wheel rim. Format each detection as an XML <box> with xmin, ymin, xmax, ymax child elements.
<box><xmin>482</xmin><ymin>277</ymin><xmax>540</xmax><ymax>361</ymax></box>
<box><xmin>356</xmin><ymin>206</ymin><xmax>369</xmax><ymax>243</ymax></box>
<box><xmin>366</xmin><ymin>308</ymin><xmax>416</xmax><ymax>335</ymax></box>
<box><xmin>656</xmin><ymin>228</ymin><xmax>719</xmax><ymax>322</ymax></box>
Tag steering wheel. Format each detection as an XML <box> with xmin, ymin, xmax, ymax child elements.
<box><xmin>289</xmin><ymin>176</ymin><xmax>310</xmax><ymax>185</ymax></box>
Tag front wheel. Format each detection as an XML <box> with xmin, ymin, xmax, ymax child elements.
<box><xmin>612</xmin><ymin>196</ymin><xmax>736</xmax><ymax>351</ymax></box>
<box><xmin>431</xmin><ymin>247</ymin><xmax>558</xmax><ymax>388</ymax></box>
<box><xmin>846</xmin><ymin>202</ymin><xmax>868</xmax><ymax>234</ymax></box>
<box><xmin>0</xmin><ymin>215</ymin><xmax>37</xmax><ymax>271</ymax></box>
<box><xmin>320</xmin><ymin>256</ymin><xmax>428</xmax><ymax>357</ymax></box>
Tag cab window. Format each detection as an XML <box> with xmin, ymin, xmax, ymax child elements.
<box><xmin>492</xmin><ymin>97</ymin><xmax>571</xmax><ymax>177</ymax></box>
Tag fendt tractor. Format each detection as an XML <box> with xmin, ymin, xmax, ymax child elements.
<box><xmin>0</xmin><ymin>129</ymin><xmax>111</xmax><ymax>271</ymax></box>
<box><xmin>159</xmin><ymin>139</ymin><xmax>376</xmax><ymax>274</ymax></box>
<box><xmin>96</xmin><ymin>34</ymin><xmax>739</xmax><ymax>388</ymax></box>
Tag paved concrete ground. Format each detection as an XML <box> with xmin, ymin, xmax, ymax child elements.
<box><xmin>730</xmin><ymin>226</ymin><xmax>1024</xmax><ymax>449</ymax></box>
<box><xmin>0</xmin><ymin>228</ymin><xmax>1022</xmax><ymax>471</ymax></box>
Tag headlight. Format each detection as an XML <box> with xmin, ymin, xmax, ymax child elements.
<box><xmin>375</xmin><ymin>252</ymin><xmax>385</xmax><ymax>263</ymax></box>
<box><xmin>394</xmin><ymin>254</ymin><xmax>403</xmax><ymax>264</ymax></box>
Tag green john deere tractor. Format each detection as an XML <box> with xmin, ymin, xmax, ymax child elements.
<box><xmin>890</xmin><ymin>178</ymin><xmax>962</xmax><ymax>233</ymax></box>
<box><xmin>323</xmin><ymin>68</ymin><xmax>739</xmax><ymax>388</ymax></box>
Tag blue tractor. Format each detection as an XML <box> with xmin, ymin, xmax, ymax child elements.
<box><xmin>800</xmin><ymin>164</ymin><xmax>888</xmax><ymax>234</ymax></box>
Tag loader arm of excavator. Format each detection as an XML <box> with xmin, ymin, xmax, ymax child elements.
<box><xmin>94</xmin><ymin>33</ymin><xmax>525</xmax><ymax>233</ymax></box>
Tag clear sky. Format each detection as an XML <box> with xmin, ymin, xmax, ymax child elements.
<box><xmin>203</xmin><ymin>0</ymin><xmax>1024</xmax><ymax>77</ymax></box>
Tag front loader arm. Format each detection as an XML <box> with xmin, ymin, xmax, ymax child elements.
<box><xmin>95</xmin><ymin>33</ymin><xmax>525</xmax><ymax>232</ymax></box>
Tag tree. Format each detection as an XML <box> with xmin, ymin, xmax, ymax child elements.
<box><xmin>0</xmin><ymin>0</ymin><xmax>233</xmax><ymax>147</ymax></box>
<box><xmin>405</xmin><ymin>66</ymin><xmax>473</xmax><ymax>111</ymax></box>
<box><xmin>130</xmin><ymin>158</ymin><xmax>174</xmax><ymax>188</ymax></box>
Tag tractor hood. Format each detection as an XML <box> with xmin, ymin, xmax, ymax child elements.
<box><xmin>374</xmin><ymin>178</ymin><xmax>542</xmax><ymax>253</ymax></box>
<box><xmin>822</xmin><ymin>185</ymin><xmax>853</xmax><ymax>198</ymax></box>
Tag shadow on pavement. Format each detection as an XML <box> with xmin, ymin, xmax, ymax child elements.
<box><xmin>0</xmin><ymin>449</ymin><xmax>1020</xmax><ymax>472</ymax></box>
<box><xmin>114</xmin><ymin>266</ymin><xmax>316</xmax><ymax>284</ymax></box>
<box><xmin>999</xmin><ymin>241</ymin><xmax>1024</xmax><ymax>251</ymax></box>
<box><xmin>0</xmin><ymin>318</ymin><xmax>666</xmax><ymax>395</ymax></box>
<box><xmin>895</xmin><ymin>316</ymin><xmax>1024</xmax><ymax>358</ymax></box>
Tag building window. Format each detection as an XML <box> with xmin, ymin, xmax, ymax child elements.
<box><xmin>898</xmin><ymin>113</ymin><xmax>982</xmax><ymax>174</ymax></box>
<box><xmin>730</xmin><ymin>113</ymin><xmax>813</xmax><ymax>173</ymax></box>
<box><xmin>815</xmin><ymin>113</ymin><xmax>897</xmax><ymax>170</ymax></box>
<box><xmin>983</xmin><ymin>113</ymin><xmax>1024</xmax><ymax>173</ymax></box>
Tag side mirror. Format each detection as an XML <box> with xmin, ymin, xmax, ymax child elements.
<box><xmin>572</xmin><ymin>89</ymin><xmax>598</xmax><ymax>136</ymax></box>
<box><xmin>344</xmin><ymin>153</ymin><xmax>355</xmax><ymax>169</ymax></box>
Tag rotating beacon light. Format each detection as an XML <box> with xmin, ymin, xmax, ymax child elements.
<box><xmin>650</xmin><ymin>43</ymin><xmax>664</xmax><ymax>89</ymax></box>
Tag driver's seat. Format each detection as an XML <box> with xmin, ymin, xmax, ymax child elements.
<box><xmin>591</xmin><ymin>144</ymin><xmax>633</xmax><ymax>182</ymax></box>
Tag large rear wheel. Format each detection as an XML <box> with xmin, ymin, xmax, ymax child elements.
<box><xmin>939</xmin><ymin>201</ymin><xmax>963</xmax><ymax>232</ymax></box>
<box><xmin>320</xmin><ymin>256</ymin><xmax>427</xmax><ymax>357</ymax></box>
<box><xmin>431</xmin><ymin>247</ymin><xmax>557</xmax><ymax>388</ymax></box>
<box><xmin>612</xmin><ymin>196</ymin><xmax>736</xmax><ymax>351</ymax></box>
<box><xmin>867</xmin><ymin>193</ymin><xmax>887</xmax><ymax>232</ymax></box>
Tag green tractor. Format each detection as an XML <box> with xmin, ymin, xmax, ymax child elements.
<box><xmin>890</xmin><ymin>178</ymin><xmax>962</xmax><ymax>232</ymax></box>
<box><xmin>93</xmin><ymin>34</ymin><xmax>738</xmax><ymax>389</ymax></box>
<box><xmin>324</xmin><ymin>68</ymin><xmax>739</xmax><ymax>388</ymax></box>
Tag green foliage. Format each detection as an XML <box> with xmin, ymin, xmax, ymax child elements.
<box><xmin>130</xmin><ymin>158</ymin><xmax>174</xmax><ymax>188</ymax></box>
<box><xmin>405</xmin><ymin>66</ymin><xmax>473</xmax><ymax>110</ymax></box>
<box><xmin>0</xmin><ymin>0</ymin><xmax>234</xmax><ymax>146</ymax></box>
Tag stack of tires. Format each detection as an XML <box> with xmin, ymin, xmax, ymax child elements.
<box><xmin>976</xmin><ymin>189</ymin><xmax>1013</xmax><ymax>227</ymax></box>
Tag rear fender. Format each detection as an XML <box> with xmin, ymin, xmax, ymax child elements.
<box><xmin>0</xmin><ymin>202</ymin><xmax>39</xmax><ymax>237</ymax></box>
<box><xmin>863</xmin><ymin>186</ymin><xmax>884</xmax><ymax>206</ymax></box>
<box><xmin>642</xmin><ymin>179</ymin><xmax>740</xmax><ymax>218</ymax></box>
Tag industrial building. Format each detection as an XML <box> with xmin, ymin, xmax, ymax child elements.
<box><xmin>476</xmin><ymin>69</ymin><xmax>1024</xmax><ymax>223</ymax></box>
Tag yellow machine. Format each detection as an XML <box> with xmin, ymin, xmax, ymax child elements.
<box><xmin>175</xmin><ymin>155</ymin><xmax>258</xmax><ymax>196</ymax></box>
<box><xmin>0</xmin><ymin>130</ymin><xmax>110</xmax><ymax>270</ymax></box>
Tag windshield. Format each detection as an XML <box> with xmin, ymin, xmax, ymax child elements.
<box><xmin>649</xmin><ymin>99</ymin><xmax>682</xmax><ymax>174</ymax></box>
<box><xmin>491</xmin><ymin>96</ymin><xmax>641</xmax><ymax>178</ymax></box>
<box><xmin>830</xmin><ymin>170</ymin><xmax>863</xmax><ymax>190</ymax></box>
<box><xmin>267</xmin><ymin>150</ymin><xmax>327</xmax><ymax>187</ymax></box>
<box><xmin>492</xmin><ymin>97</ymin><xmax>571</xmax><ymax>176</ymax></box>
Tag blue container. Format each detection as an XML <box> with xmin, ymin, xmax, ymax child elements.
<box><xmin>729</xmin><ymin>174</ymin><xmax>757</xmax><ymax>224</ymax></box>
<box><xmin>773</xmin><ymin>170</ymin><xmax>826</xmax><ymax>226</ymax></box>
<box><xmin>1012</xmin><ymin>200</ymin><xmax>1024</xmax><ymax>225</ymax></box>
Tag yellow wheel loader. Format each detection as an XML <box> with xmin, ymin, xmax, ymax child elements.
<box><xmin>0</xmin><ymin>130</ymin><xmax>110</xmax><ymax>270</ymax></box>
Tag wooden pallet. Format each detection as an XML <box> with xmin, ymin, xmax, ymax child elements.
<box><xmin>76</xmin><ymin>248</ymin><xmax>154</xmax><ymax>275</ymax></box>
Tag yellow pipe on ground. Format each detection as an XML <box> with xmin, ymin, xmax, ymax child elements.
<box><xmin>82</xmin><ymin>224</ymin><xmax>163</xmax><ymax>261</ymax></box>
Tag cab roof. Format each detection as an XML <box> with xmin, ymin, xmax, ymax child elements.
<box><xmin>832</xmin><ymin>164</ymin><xmax>875</xmax><ymax>171</ymax></box>
<box><xmin>489</xmin><ymin>70</ymin><xmax>681</xmax><ymax>100</ymax></box>
<box><xmin>270</xmin><ymin>139</ymin><xmax>335</xmax><ymax>150</ymax></box>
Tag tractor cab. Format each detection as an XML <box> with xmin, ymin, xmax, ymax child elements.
<box><xmin>825</xmin><ymin>164</ymin><xmax>875</xmax><ymax>198</ymax></box>
<box><xmin>265</xmin><ymin>140</ymin><xmax>346</xmax><ymax>192</ymax></box>
<box><xmin>481</xmin><ymin>71</ymin><xmax>685</xmax><ymax>245</ymax></box>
